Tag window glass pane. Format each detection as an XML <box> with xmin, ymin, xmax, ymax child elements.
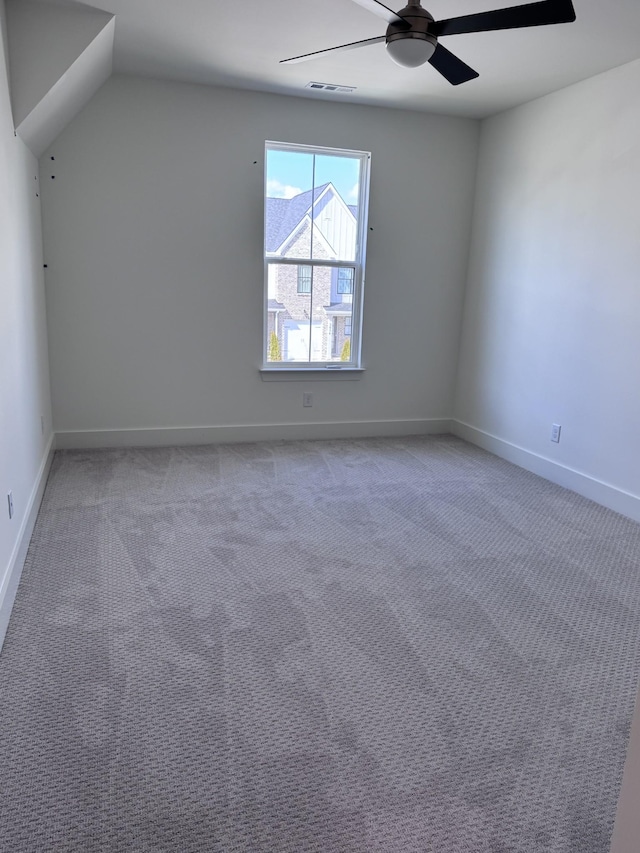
<box><xmin>265</xmin><ymin>149</ymin><xmax>314</xmax><ymax>260</ymax></box>
<box><xmin>312</xmin><ymin>155</ymin><xmax>360</xmax><ymax>262</ymax></box>
<box><xmin>266</xmin><ymin>264</ymin><xmax>354</xmax><ymax>363</ymax></box>
<box><xmin>265</xmin><ymin>149</ymin><xmax>361</xmax><ymax>263</ymax></box>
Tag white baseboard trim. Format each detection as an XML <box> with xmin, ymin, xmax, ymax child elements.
<box><xmin>0</xmin><ymin>435</ymin><xmax>56</xmax><ymax>651</ymax></box>
<box><xmin>55</xmin><ymin>418</ymin><xmax>453</xmax><ymax>450</ymax></box>
<box><xmin>451</xmin><ymin>419</ymin><xmax>640</xmax><ymax>523</ymax></box>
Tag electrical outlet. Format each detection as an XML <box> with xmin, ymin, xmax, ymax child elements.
<box><xmin>303</xmin><ymin>392</ymin><xmax>313</xmax><ymax>408</ymax></box>
<box><xmin>7</xmin><ymin>491</ymin><xmax>14</xmax><ymax>519</ymax></box>
<box><xmin>551</xmin><ymin>423</ymin><xmax>562</xmax><ymax>443</ymax></box>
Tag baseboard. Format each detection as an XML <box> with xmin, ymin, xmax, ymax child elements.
<box><xmin>451</xmin><ymin>419</ymin><xmax>640</xmax><ymax>523</ymax></box>
<box><xmin>55</xmin><ymin>418</ymin><xmax>453</xmax><ymax>450</ymax></box>
<box><xmin>0</xmin><ymin>435</ymin><xmax>56</xmax><ymax>651</ymax></box>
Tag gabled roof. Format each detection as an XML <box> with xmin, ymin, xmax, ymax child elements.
<box><xmin>265</xmin><ymin>183</ymin><xmax>357</xmax><ymax>255</ymax></box>
<box><xmin>264</xmin><ymin>197</ymin><xmax>290</xmax><ymax>252</ymax></box>
<box><xmin>265</xmin><ymin>183</ymin><xmax>330</xmax><ymax>253</ymax></box>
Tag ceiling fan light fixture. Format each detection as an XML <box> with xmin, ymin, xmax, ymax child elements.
<box><xmin>386</xmin><ymin>33</ymin><xmax>437</xmax><ymax>68</ymax></box>
<box><xmin>281</xmin><ymin>0</ymin><xmax>577</xmax><ymax>85</ymax></box>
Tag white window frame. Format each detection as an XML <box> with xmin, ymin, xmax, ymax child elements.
<box><xmin>263</xmin><ymin>141</ymin><xmax>371</xmax><ymax>372</ymax></box>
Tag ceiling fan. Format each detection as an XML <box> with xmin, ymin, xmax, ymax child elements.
<box><xmin>281</xmin><ymin>0</ymin><xmax>576</xmax><ymax>85</ymax></box>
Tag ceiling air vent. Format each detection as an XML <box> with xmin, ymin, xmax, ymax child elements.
<box><xmin>305</xmin><ymin>82</ymin><xmax>356</xmax><ymax>93</ymax></box>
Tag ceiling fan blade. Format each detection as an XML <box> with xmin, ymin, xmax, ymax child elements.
<box><xmin>280</xmin><ymin>35</ymin><xmax>386</xmax><ymax>64</ymax></box>
<box><xmin>432</xmin><ymin>0</ymin><xmax>576</xmax><ymax>37</ymax></box>
<box><xmin>428</xmin><ymin>44</ymin><xmax>479</xmax><ymax>85</ymax></box>
<box><xmin>349</xmin><ymin>0</ymin><xmax>410</xmax><ymax>26</ymax></box>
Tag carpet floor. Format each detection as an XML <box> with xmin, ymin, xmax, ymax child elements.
<box><xmin>1</xmin><ymin>435</ymin><xmax>640</xmax><ymax>852</ymax></box>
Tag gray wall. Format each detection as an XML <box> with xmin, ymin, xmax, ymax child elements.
<box><xmin>0</xmin><ymin>0</ymin><xmax>52</xmax><ymax>637</ymax></box>
<box><xmin>454</xmin><ymin>58</ymin><xmax>640</xmax><ymax>518</ymax></box>
<box><xmin>40</xmin><ymin>75</ymin><xmax>479</xmax><ymax>444</ymax></box>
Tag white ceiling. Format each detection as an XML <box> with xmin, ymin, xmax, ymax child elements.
<box><xmin>39</xmin><ymin>0</ymin><xmax>640</xmax><ymax>118</ymax></box>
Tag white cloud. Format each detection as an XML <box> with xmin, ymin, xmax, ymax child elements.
<box><xmin>347</xmin><ymin>182</ymin><xmax>359</xmax><ymax>202</ymax></box>
<box><xmin>266</xmin><ymin>179</ymin><xmax>303</xmax><ymax>199</ymax></box>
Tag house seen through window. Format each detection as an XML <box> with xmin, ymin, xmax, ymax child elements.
<box><xmin>264</xmin><ymin>142</ymin><xmax>370</xmax><ymax>367</ymax></box>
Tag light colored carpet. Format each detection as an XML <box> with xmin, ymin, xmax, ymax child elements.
<box><xmin>1</xmin><ymin>435</ymin><xmax>640</xmax><ymax>852</ymax></box>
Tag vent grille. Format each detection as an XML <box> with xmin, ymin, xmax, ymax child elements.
<box><xmin>305</xmin><ymin>81</ymin><xmax>356</xmax><ymax>93</ymax></box>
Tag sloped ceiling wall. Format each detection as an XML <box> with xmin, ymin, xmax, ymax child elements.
<box><xmin>5</xmin><ymin>0</ymin><xmax>114</xmax><ymax>156</ymax></box>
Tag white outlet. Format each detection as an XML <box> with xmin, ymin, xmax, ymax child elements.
<box><xmin>7</xmin><ymin>491</ymin><xmax>14</xmax><ymax>519</ymax></box>
<box><xmin>551</xmin><ymin>423</ymin><xmax>562</xmax><ymax>443</ymax></box>
<box><xmin>303</xmin><ymin>392</ymin><xmax>313</xmax><ymax>408</ymax></box>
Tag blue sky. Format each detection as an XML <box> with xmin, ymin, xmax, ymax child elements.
<box><xmin>266</xmin><ymin>149</ymin><xmax>361</xmax><ymax>203</ymax></box>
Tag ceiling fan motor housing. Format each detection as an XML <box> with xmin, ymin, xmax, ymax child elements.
<box><xmin>386</xmin><ymin>2</ymin><xmax>437</xmax><ymax>67</ymax></box>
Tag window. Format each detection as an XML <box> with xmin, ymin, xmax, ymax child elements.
<box><xmin>337</xmin><ymin>268</ymin><xmax>354</xmax><ymax>295</ymax></box>
<box><xmin>264</xmin><ymin>141</ymin><xmax>370</xmax><ymax>368</ymax></box>
<box><xmin>297</xmin><ymin>265</ymin><xmax>312</xmax><ymax>294</ymax></box>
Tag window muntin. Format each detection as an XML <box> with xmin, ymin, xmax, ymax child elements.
<box><xmin>264</xmin><ymin>142</ymin><xmax>370</xmax><ymax>368</ymax></box>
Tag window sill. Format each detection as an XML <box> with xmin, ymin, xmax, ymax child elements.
<box><xmin>260</xmin><ymin>367</ymin><xmax>365</xmax><ymax>382</ymax></box>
